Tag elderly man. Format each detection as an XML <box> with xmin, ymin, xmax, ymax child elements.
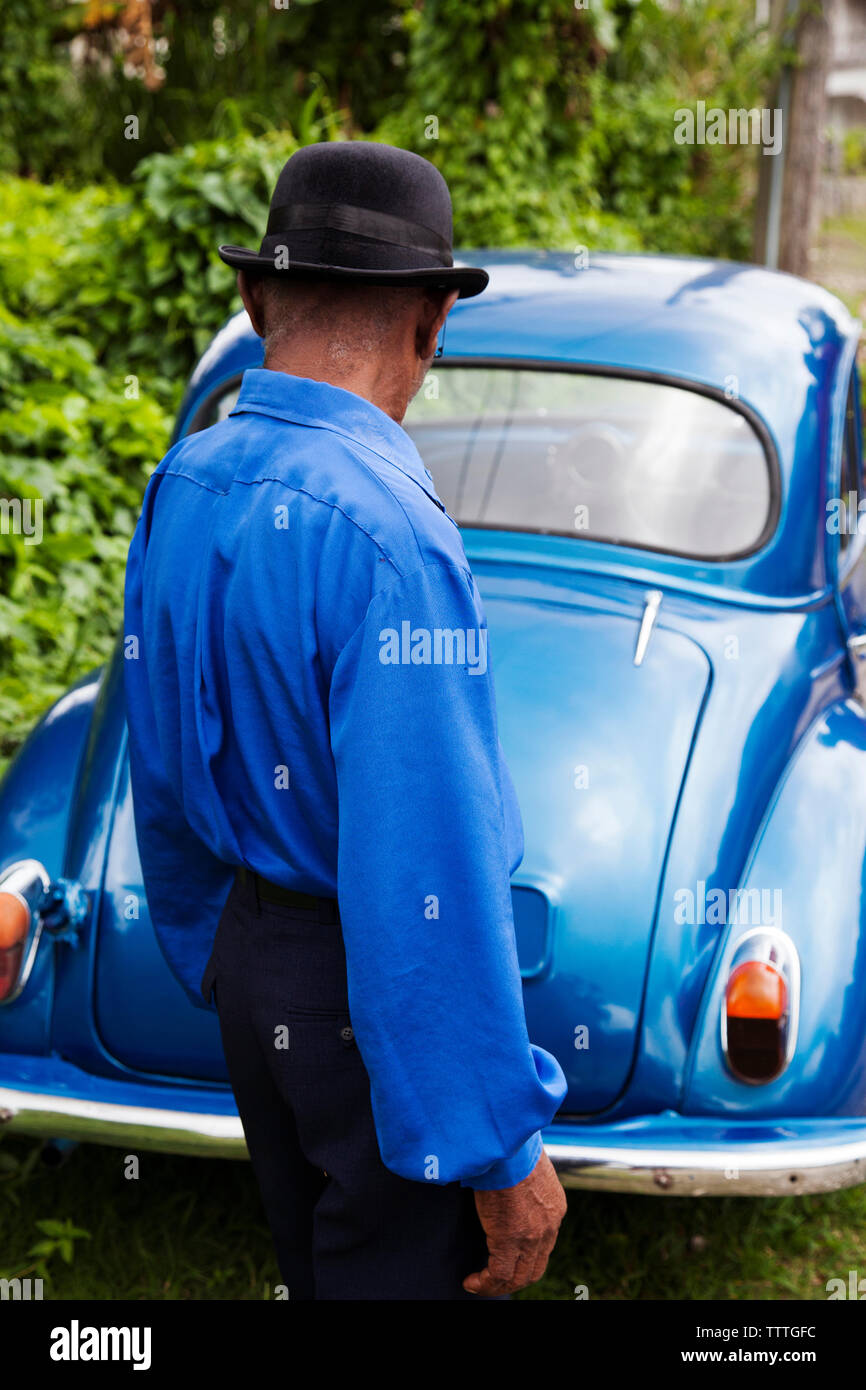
<box><xmin>124</xmin><ymin>141</ymin><xmax>567</xmax><ymax>1302</ymax></box>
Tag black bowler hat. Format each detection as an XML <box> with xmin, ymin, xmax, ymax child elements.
<box><xmin>218</xmin><ymin>141</ymin><xmax>488</xmax><ymax>299</ymax></box>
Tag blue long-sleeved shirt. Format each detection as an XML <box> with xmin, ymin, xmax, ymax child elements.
<box><xmin>123</xmin><ymin>366</ymin><xmax>566</xmax><ymax>1190</ymax></box>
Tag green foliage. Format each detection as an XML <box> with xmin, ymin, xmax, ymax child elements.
<box><xmin>0</xmin><ymin>130</ymin><xmax>300</xmax><ymax>387</ymax></box>
<box><xmin>0</xmin><ymin>0</ymin><xmax>410</xmax><ymax>181</ymax></box>
<box><xmin>0</xmin><ymin>1133</ymin><xmax>43</xmax><ymax>1204</ymax></box>
<box><xmin>843</xmin><ymin>128</ymin><xmax>866</xmax><ymax>176</ymax></box>
<box><xmin>0</xmin><ymin>0</ymin><xmax>783</xmax><ymax>259</ymax></box>
<box><xmin>0</xmin><ymin>302</ymin><xmax>170</xmax><ymax>756</ymax></box>
<box><xmin>377</xmin><ymin>0</ymin><xmax>782</xmax><ymax>257</ymax></box>
<box><xmin>28</xmin><ymin>1217</ymin><xmax>92</xmax><ymax>1272</ymax></box>
<box><xmin>0</xmin><ymin>0</ymin><xmax>84</xmax><ymax>180</ymax></box>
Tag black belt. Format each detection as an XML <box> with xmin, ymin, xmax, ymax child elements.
<box><xmin>237</xmin><ymin>867</ymin><xmax>340</xmax><ymax>921</ymax></box>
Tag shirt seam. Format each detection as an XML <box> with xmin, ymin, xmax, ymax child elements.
<box><xmin>155</xmin><ymin>466</ymin><xmax>407</xmax><ymax>578</ymax></box>
<box><xmin>157</xmin><ymin>466</ymin><xmax>227</xmax><ymax>497</ymax></box>
<box><xmin>334</xmin><ymin>438</ymin><xmax>445</xmax><ymax>570</ymax></box>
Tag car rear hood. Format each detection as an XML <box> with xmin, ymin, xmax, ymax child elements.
<box><xmin>482</xmin><ymin>577</ymin><xmax>711</xmax><ymax>1113</ymax></box>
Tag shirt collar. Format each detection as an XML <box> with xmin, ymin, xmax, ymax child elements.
<box><xmin>229</xmin><ymin>367</ymin><xmax>442</xmax><ymax>508</ymax></box>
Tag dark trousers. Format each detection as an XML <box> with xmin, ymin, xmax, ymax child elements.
<box><xmin>202</xmin><ymin>873</ymin><xmax>490</xmax><ymax>1300</ymax></box>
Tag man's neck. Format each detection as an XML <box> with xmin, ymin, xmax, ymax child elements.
<box><xmin>263</xmin><ymin>347</ymin><xmax>412</xmax><ymax>424</ymax></box>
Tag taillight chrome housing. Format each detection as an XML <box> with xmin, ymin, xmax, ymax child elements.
<box><xmin>721</xmin><ymin>928</ymin><xmax>800</xmax><ymax>1084</ymax></box>
<box><xmin>0</xmin><ymin>860</ymin><xmax>50</xmax><ymax>1004</ymax></box>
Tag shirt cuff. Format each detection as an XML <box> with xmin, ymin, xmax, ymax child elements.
<box><xmin>460</xmin><ymin>1130</ymin><xmax>543</xmax><ymax>1191</ymax></box>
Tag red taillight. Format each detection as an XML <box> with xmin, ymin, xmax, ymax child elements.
<box><xmin>727</xmin><ymin>960</ymin><xmax>787</xmax><ymax>1019</ymax></box>
<box><xmin>725</xmin><ymin>959</ymin><xmax>788</xmax><ymax>1083</ymax></box>
<box><xmin>0</xmin><ymin>892</ymin><xmax>30</xmax><ymax>1003</ymax></box>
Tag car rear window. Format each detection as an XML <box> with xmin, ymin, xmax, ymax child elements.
<box><xmin>404</xmin><ymin>367</ymin><xmax>773</xmax><ymax>558</ymax></box>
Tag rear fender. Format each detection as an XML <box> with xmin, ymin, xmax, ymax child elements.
<box><xmin>685</xmin><ymin>698</ymin><xmax>866</xmax><ymax>1116</ymax></box>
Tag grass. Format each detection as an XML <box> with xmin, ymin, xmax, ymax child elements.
<box><xmin>0</xmin><ymin>1135</ymin><xmax>862</xmax><ymax>1300</ymax></box>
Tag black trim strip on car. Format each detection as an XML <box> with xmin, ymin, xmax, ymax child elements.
<box><xmin>184</xmin><ymin>372</ymin><xmax>244</xmax><ymax>436</ymax></box>
<box><xmin>183</xmin><ymin>358</ymin><xmax>783</xmax><ymax>565</ymax></box>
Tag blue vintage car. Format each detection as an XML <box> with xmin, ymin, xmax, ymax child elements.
<box><xmin>2</xmin><ymin>251</ymin><xmax>866</xmax><ymax>1196</ymax></box>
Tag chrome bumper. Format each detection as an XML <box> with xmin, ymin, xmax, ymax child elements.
<box><xmin>0</xmin><ymin>1084</ymin><xmax>248</xmax><ymax>1159</ymax></box>
<box><xmin>547</xmin><ymin>1129</ymin><xmax>866</xmax><ymax>1196</ymax></box>
<box><xmin>4</xmin><ymin>1080</ymin><xmax>866</xmax><ymax>1194</ymax></box>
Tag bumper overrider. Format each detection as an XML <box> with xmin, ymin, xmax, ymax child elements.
<box><xmin>3</xmin><ymin>1056</ymin><xmax>866</xmax><ymax>1194</ymax></box>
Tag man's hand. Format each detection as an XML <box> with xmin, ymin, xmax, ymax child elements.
<box><xmin>463</xmin><ymin>1150</ymin><xmax>567</xmax><ymax>1297</ymax></box>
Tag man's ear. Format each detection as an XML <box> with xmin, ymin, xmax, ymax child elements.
<box><xmin>238</xmin><ymin>270</ymin><xmax>267</xmax><ymax>339</ymax></box>
<box><xmin>416</xmin><ymin>289</ymin><xmax>460</xmax><ymax>361</ymax></box>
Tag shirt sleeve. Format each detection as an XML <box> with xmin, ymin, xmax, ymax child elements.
<box><xmin>328</xmin><ymin>559</ymin><xmax>567</xmax><ymax>1189</ymax></box>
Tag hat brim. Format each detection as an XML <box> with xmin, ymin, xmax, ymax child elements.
<box><xmin>217</xmin><ymin>245</ymin><xmax>489</xmax><ymax>299</ymax></box>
